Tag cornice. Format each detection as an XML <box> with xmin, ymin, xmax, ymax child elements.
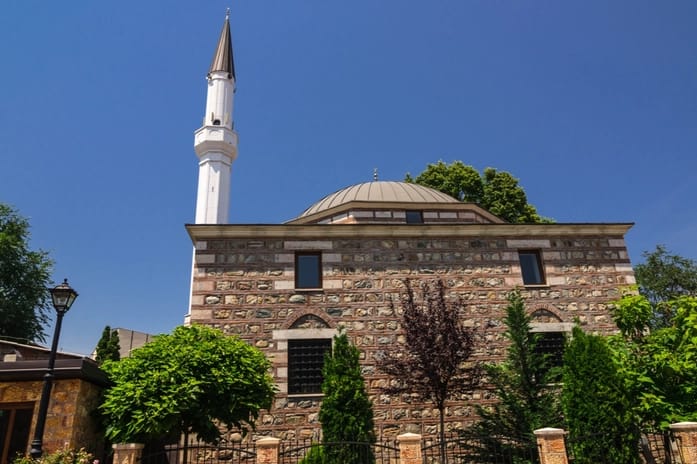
<box><xmin>186</xmin><ymin>222</ymin><xmax>634</xmax><ymax>242</ymax></box>
<box><xmin>287</xmin><ymin>201</ymin><xmax>505</xmax><ymax>224</ymax></box>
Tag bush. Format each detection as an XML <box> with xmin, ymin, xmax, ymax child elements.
<box><xmin>299</xmin><ymin>444</ymin><xmax>324</xmax><ymax>464</ymax></box>
<box><xmin>13</xmin><ymin>449</ymin><xmax>93</xmax><ymax>464</ymax></box>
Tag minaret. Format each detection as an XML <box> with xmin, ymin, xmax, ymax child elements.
<box><xmin>194</xmin><ymin>10</ymin><xmax>238</xmax><ymax>224</ymax></box>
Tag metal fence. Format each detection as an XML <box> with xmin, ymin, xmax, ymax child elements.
<box><xmin>564</xmin><ymin>429</ymin><xmax>682</xmax><ymax>464</ymax></box>
<box><xmin>278</xmin><ymin>439</ymin><xmax>400</xmax><ymax>464</ymax></box>
<box><xmin>139</xmin><ymin>438</ymin><xmax>257</xmax><ymax>464</ymax></box>
<box><xmin>421</xmin><ymin>433</ymin><xmax>539</xmax><ymax>464</ymax></box>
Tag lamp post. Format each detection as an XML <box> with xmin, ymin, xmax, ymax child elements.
<box><xmin>29</xmin><ymin>279</ymin><xmax>78</xmax><ymax>459</ymax></box>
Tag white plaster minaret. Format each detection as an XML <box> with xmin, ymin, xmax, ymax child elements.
<box><xmin>194</xmin><ymin>10</ymin><xmax>237</xmax><ymax>224</ymax></box>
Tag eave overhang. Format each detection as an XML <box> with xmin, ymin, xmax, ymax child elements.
<box><xmin>0</xmin><ymin>358</ymin><xmax>110</xmax><ymax>387</ymax></box>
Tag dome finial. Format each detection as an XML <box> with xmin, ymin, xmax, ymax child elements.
<box><xmin>373</xmin><ymin>168</ymin><xmax>378</xmax><ymax>181</ymax></box>
<box><xmin>226</xmin><ymin>7</ymin><xmax>230</xmax><ymax>20</ymax></box>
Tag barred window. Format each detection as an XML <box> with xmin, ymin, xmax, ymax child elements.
<box><xmin>288</xmin><ymin>339</ymin><xmax>332</xmax><ymax>394</ymax></box>
<box><xmin>534</xmin><ymin>331</ymin><xmax>565</xmax><ymax>368</ymax></box>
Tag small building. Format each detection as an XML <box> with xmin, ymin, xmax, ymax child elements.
<box><xmin>0</xmin><ymin>340</ymin><xmax>108</xmax><ymax>463</ymax></box>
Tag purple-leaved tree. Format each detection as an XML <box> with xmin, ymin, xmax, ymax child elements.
<box><xmin>377</xmin><ymin>279</ymin><xmax>481</xmax><ymax>463</ymax></box>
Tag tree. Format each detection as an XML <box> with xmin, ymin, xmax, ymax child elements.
<box><xmin>95</xmin><ymin>326</ymin><xmax>121</xmax><ymax>365</ymax></box>
<box><xmin>99</xmin><ymin>325</ymin><xmax>275</xmax><ymax>444</ymax></box>
<box><xmin>0</xmin><ymin>203</ymin><xmax>54</xmax><ymax>344</ymax></box>
<box><xmin>610</xmin><ymin>295</ymin><xmax>697</xmax><ymax>428</ymax></box>
<box><xmin>318</xmin><ymin>332</ymin><xmax>375</xmax><ymax>464</ymax></box>
<box><xmin>377</xmin><ymin>279</ymin><xmax>481</xmax><ymax>462</ymax></box>
<box><xmin>462</xmin><ymin>292</ymin><xmax>562</xmax><ymax>463</ymax></box>
<box><xmin>562</xmin><ymin>327</ymin><xmax>640</xmax><ymax>464</ymax></box>
<box><xmin>634</xmin><ymin>245</ymin><xmax>697</xmax><ymax>328</ymax></box>
<box><xmin>405</xmin><ymin>161</ymin><xmax>550</xmax><ymax>223</ymax></box>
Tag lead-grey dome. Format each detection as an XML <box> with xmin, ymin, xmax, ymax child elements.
<box><xmin>298</xmin><ymin>181</ymin><xmax>459</xmax><ymax>218</ymax></box>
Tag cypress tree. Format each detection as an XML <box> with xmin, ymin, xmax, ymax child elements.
<box><xmin>95</xmin><ymin>326</ymin><xmax>120</xmax><ymax>365</ymax></box>
<box><xmin>462</xmin><ymin>291</ymin><xmax>562</xmax><ymax>463</ymax></box>
<box><xmin>562</xmin><ymin>327</ymin><xmax>640</xmax><ymax>464</ymax></box>
<box><xmin>318</xmin><ymin>332</ymin><xmax>375</xmax><ymax>464</ymax></box>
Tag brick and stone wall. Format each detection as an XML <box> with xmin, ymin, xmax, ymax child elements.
<box><xmin>187</xmin><ymin>224</ymin><xmax>634</xmax><ymax>439</ymax></box>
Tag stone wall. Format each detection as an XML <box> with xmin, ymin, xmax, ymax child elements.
<box><xmin>0</xmin><ymin>378</ymin><xmax>104</xmax><ymax>457</ymax></box>
<box><xmin>189</xmin><ymin>228</ymin><xmax>633</xmax><ymax>439</ymax></box>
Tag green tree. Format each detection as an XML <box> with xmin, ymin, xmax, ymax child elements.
<box><xmin>610</xmin><ymin>295</ymin><xmax>697</xmax><ymax>428</ymax></box>
<box><xmin>634</xmin><ymin>245</ymin><xmax>697</xmax><ymax>328</ymax></box>
<box><xmin>319</xmin><ymin>332</ymin><xmax>375</xmax><ymax>464</ymax></box>
<box><xmin>377</xmin><ymin>279</ymin><xmax>480</xmax><ymax>463</ymax></box>
<box><xmin>100</xmin><ymin>325</ymin><xmax>275</xmax><ymax>443</ymax></box>
<box><xmin>405</xmin><ymin>161</ymin><xmax>550</xmax><ymax>223</ymax></box>
<box><xmin>462</xmin><ymin>292</ymin><xmax>562</xmax><ymax>463</ymax></box>
<box><xmin>562</xmin><ymin>327</ymin><xmax>640</xmax><ymax>464</ymax></box>
<box><xmin>95</xmin><ymin>326</ymin><xmax>120</xmax><ymax>365</ymax></box>
<box><xmin>0</xmin><ymin>203</ymin><xmax>54</xmax><ymax>344</ymax></box>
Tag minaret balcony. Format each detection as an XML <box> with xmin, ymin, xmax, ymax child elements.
<box><xmin>194</xmin><ymin>126</ymin><xmax>238</xmax><ymax>159</ymax></box>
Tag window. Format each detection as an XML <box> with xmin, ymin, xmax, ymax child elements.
<box><xmin>295</xmin><ymin>252</ymin><xmax>322</xmax><ymax>289</ymax></box>
<box><xmin>405</xmin><ymin>210</ymin><xmax>423</xmax><ymax>224</ymax></box>
<box><xmin>519</xmin><ymin>250</ymin><xmax>545</xmax><ymax>285</ymax></box>
<box><xmin>288</xmin><ymin>339</ymin><xmax>332</xmax><ymax>394</ymax></box>
<box><xmin>534</xmin><ymin>332</ymin><xmax>565</xmax><ymax>368</ymax></box>
<box><xmin>533</xmin><ymin>331</ymin><xmax>566</xmax><ymax>382</ymax></box>
<box><xmin>0</xmin><ymin>403</ymin><xmax>34</xmax><ymax>464</ymax></box>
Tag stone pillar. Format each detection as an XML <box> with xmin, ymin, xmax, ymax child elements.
<box><xmin>112</xmin><ymin>443</ymin><xmax>144</xmax><ymax>464</ymax></box>
<box><xmin>534</xmin><ymin>428</ymin><xmax>568</xmax><ymax>464</ymax></box>
<box><xmin>671</xmin><ymin>422</ymin><xmax>697</xmax><ymax>464</ymax></box>
<box><xmin>256</xmin><ymin>437</ymin><xmax>280</xmax><ymax>464</ymax></box>
<box><xmin>397</xmin><ymin>433</ymin><xmax>422</xmax><ymax>464</ymax></box>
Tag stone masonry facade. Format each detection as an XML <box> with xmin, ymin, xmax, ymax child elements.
<box><xmin>187</xmin><ymin>222</ymin><xmax>634</xmax><ymax>440</ymax></box>
<box><xmin>0</xmin><ymin>377</ymin><xmax>104</xmax><ymax>455</ymax></box>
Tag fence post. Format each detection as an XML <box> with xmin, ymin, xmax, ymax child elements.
<box><xmin>534</xmin><ymin>428</ymin><xmax>568</xmax><ymax>464</ymax></box>
<box><xmin>671</xmin><ymin>422</ymin><xmax>697</xmax><ymax>464</ymax></box>
<box><xmin>112</xmin><ymin>443</ymin><xmax>144</xmax><ymax>464</ymax></box>
<box><xmin>256</xmin><ymin>437</ymin><xmax>280</xmax><ymax>464</ymax></box>
<box><xmin>397</xmin><ymin>433</ymin><xmax>422</xmax><ymax>464</ymax></box>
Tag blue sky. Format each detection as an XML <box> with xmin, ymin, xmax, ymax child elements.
<box><xmin>1</xmin><ymin>1</ymin><xmax>696</xmax><ymax>355</ymax></box>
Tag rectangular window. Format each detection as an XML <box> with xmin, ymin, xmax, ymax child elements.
<box><xmin>288</xmin><ymin>339</ymin><xmax>332</xmax><ymax>394</ymax></box>
<box><xmin>534</xmin><ymin>332</ymin><xmax>565</xmax><ymax>368</ymax></box>
<box><xmin>519</xmin><ymin>250</ymin><xmax>545</xmax><ymax>285</ymax></box>
<box><xmin>0</xmin><ymin>403</ymin><xmax>34</xmax><ymax>464</ymax></box>
<box><xmin>295</xmin><ymin>252</ymin><xmax>322</xmax><ymax>289</ymax></box>
<box><xmin>405</xmin><ymin>210</ymin><xmax>423</xmax><ymax>224</ymax></box>
<box><xmin>533</xmin><ymin>331</ymin><xmax>566</xmax><ymax>382</ymax></box>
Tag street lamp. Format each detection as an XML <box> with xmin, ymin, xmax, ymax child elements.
<box><xmin>29</xmin><ymin>279</ymin><xmax>78</xmax><ymax>459</ymax></box>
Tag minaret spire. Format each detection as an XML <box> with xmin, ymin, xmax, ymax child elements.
<box><xmin>193</xmin><ymin>11</ymin><xmax>238</xmax><ymax>224</ymax></box>
<box><xmin>208</xmin><ymin>8</ymin><xmax>235</xmax><ymax>80</ymax></box>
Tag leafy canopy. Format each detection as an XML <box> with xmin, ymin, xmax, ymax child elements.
<box><xmin>100</xmin><ymin>325</ymin><xmax>275</xmax><ymax>443</ymax></box>
<box><xmin>463</xmin><ymin>292</ymin><xmax>562</xmax><ymax>463</ymax></box>
<box><xmin>318</xmin><ymin>332</ymin><xmax>375</xmax><ymax>464</ymax></box>
<box><xmin>634</xmin><ymin>245</ymin><xmax>697</xmax><ymax>328</ymax></box>
<box><xmin>610</xmin><ymin>295</ymin><xmax>697</xmax><ymax>428</ymax></box>
<box><xmin>0</xmin><ymin>203</ymin><xmax>54</xmax><ymax>343</ymax></box>
<box><xmin>405</xmin><ymin>161</ymin><xmax>551</xmax><ymax>223</ymax></box>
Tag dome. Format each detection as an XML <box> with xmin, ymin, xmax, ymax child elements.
<box><xmin>297</xmin><ymin>181</ymin><xmax>459</xmax><ymax>218</ymax></box>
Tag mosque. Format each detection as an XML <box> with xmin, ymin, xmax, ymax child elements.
<box><xmin>185</xmin><ymin>12</ymin><xmax>634</xmax><ymax>439</ymax></box>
